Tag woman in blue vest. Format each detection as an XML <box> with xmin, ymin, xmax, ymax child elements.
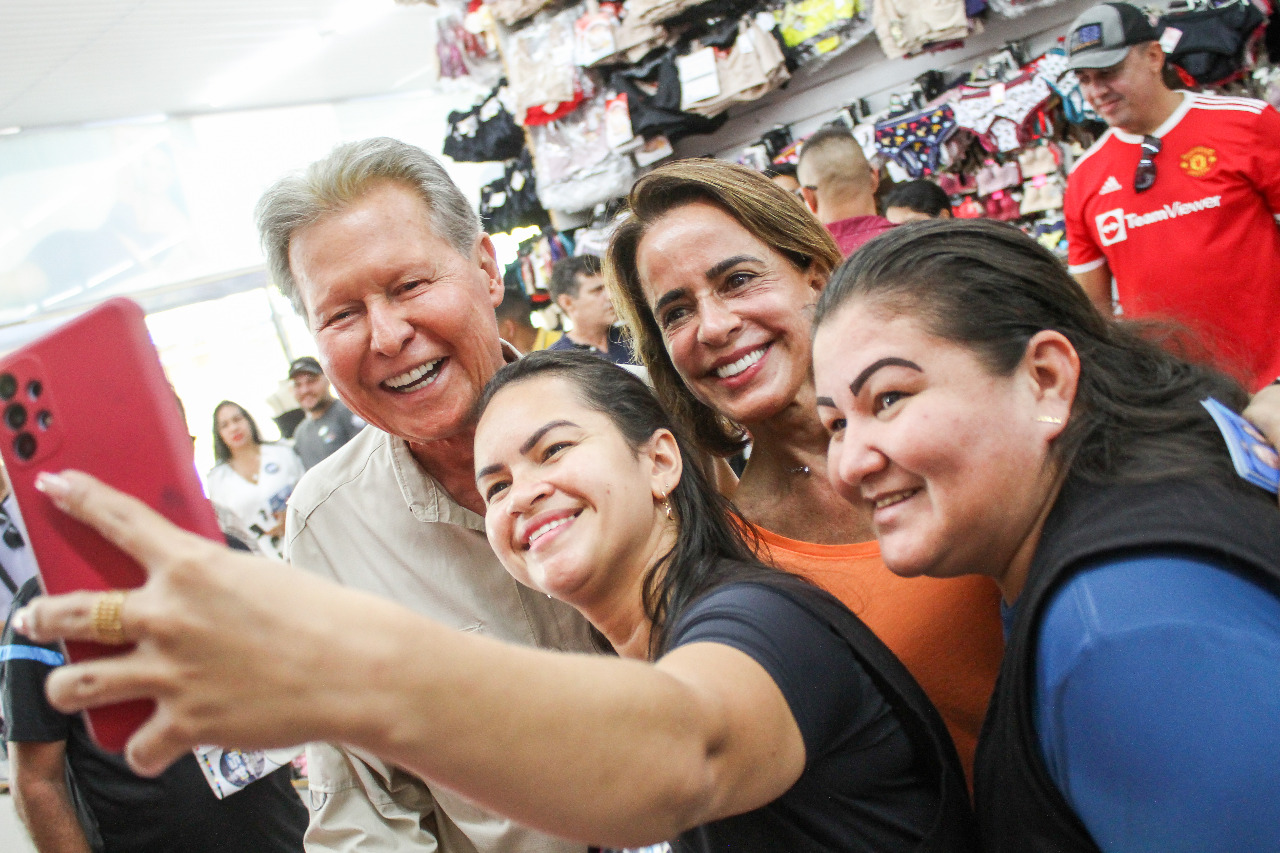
<box><xmin>810</xmin><ymin>218</ymin><xmax>1280</xmax><ymax>853</ymax></box>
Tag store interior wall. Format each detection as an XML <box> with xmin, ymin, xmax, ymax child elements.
<box><xmin>677</xmin><ymin>0</ymin><xmax>1100</xmax><ymax>161</ymax></box>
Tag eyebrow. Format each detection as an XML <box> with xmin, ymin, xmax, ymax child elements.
<box><xmin>705</xmin><ymin>254</ymin><xmax>763</xmax><ymax>281</ymax></box>
<box><xmin>849</xmin><ymin>357</ymin><xmax>923</xmax><ymax>396</ymax></box>
<box><xmin>475</xmin><ymin>419</ymin><xmax>580</xmax><ymax>482</ymax></box>
<box><xmin>651</xmin><ymin>254</ymin><xmax>764</xmax><ymax>314</ymax></box>
<box><xmin>815</xmin><ymin>396</ymin><xmax>836</xmax><ymax>409</ymax></box>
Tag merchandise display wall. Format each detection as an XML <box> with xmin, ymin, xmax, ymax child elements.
<box><xmin>677</xmin><ymin>0</ymin><xmax>1098</xmax><ymax>160</ymax></box>
<box><xmin>446</xmin><ymin>0</ymin><xmax>1274</xmax><ymax>300</ymax></box>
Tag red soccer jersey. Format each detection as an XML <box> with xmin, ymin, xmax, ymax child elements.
<box><xmin>1065</xmin><ymin>92</ymin><xmax>1280</xmax><ymax>390</ymax></box>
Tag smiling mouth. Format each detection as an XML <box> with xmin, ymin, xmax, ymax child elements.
<box><xmin>872</xmin><ymin>489</ymin><xmax>919</xmax><ymax>510</ymax></box>
<box><xmin>526</xmin><ymin>512</ymin><xmax>580</xmax><ymax>549</ymax></box>
<box><xmin>715</xmin><ymin>346</ymin><xmax>767</xmax><ymax>379</ymax></box>
<box><xmin>384</xmin><ymin>358</ymin><xmax>444</xmax><ymax>393</ymax></box>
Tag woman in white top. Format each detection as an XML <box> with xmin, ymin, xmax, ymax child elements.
<box><xmin>206</xmin><ymin>400</ymin><xmax>304</xmax><ymax>559</ymax></box>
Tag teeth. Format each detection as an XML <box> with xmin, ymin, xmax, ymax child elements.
<box><xmin>385</xmin><ymin>359</ymin><xmax>442</xmax><ymax>391</ymax></box>
<box><xmin>874</xmin><ymin>491</ymin><xmax>915</xmax><ymax>510</ymax></box>
<box><xmin>528</xmin><ymin>516</ymin><xmax>572</xmax><ymax>546</ymax></box>
<box><xmin>715</xmin><ymin>347</ymin><xmax>766</xmax><ymax>379</ymax></box>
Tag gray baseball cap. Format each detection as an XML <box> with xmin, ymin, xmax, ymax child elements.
<box><xmin>287</xmin><ymin>355</ymin><xmax>323</xmax><ymax>379</ymax></box>
<box><xmin>1066</xmin><ymin>3</ymin><xmax>1163</xmax><ymax>70</ymax></box>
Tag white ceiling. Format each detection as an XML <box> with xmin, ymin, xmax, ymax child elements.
<box><xmin>0</xmin><ymin>0</ymin><xmax>446</xmax><ymax>132</ymax></box>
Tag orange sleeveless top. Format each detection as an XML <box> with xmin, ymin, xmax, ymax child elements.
<box><xmin>755</xmin><ymin>526</ymin><xmax>1004</xmax><ymax>790</ymax></box>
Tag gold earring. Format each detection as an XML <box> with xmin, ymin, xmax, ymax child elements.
<box><xmin>1035</xmin><ymin>415</ymin><xmax>1064</xmax><ymax>424</ymax></box>
<box><xmin>662</xmin><ymin>492</ymin><xmax>673</xmax><ymax>520</ymax></box>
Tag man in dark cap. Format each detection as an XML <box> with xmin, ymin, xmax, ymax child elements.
<box><xmin>286</xmin><ymin>356</ymin><xmax>365</xmax><ymax>470</ymax></box>
<box><xmin>1063</xmin><ymin>1</ymin><xmax>1280</xmax><ymax>391</ymax></box>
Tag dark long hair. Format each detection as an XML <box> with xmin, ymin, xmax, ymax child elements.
<box><xmin>476</xmin><ymin>350</ymin><xmax>788</xmax><ymax>658</ymax></box>
<box><xmin>212</xmin><ymin>400</ymin><xmax>263</xmax><ymax>464</ymax></box>
<box><xmin>813</xmin><ymin>219</ymin><xmax>1248</xmax><ymax>487</ymax></box>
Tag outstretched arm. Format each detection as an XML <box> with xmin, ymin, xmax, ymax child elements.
<box><xmin>17</xmin><ymin>471</ymin><xmax>804</xmax><ymax>848</ymax></box>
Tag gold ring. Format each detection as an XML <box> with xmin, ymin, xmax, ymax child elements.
<box><xmin>91</xmin><ymin>590</ymin><xmax>128</xmax><ymax>645</ymax></box>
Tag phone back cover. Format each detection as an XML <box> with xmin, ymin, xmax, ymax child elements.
<box><xmin>0</xmin><ymin>297</ymin><xmax>222</xmax><ymax>752</ymax></box>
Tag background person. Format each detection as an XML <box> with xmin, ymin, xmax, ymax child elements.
<box><xmin>763</xmin><ymin>163</ymin><xmax>801</xmax><ymax>195</ymax></box>
<box><xmin>256</xmin><ymin>137</ymin><xmax>594</xmax><ymax>853</ymax></box>
<box><xmin>286</xmin><ymin>357</ymin><xmax>365</xmax><ymax>470</ymax></box>
<box><xmin>547</xmin><ymin>256</ymin><xmax>636</xmax><ymax>365</ymax></box>
<box><xmin>206</xmin><ymin>401</ymin><xmax>304</xmax><ymax>560</ymax></box>
<box><xmin>796</xmin><ymin>126</ymin><xmax>895</xmax><ymax>256</ymax></box>
<box><xmin>605</xmin><ymin>160</ymin><xmax>1003</xmax><ymax>785</ymax></box>
<box><xmin>495</xmin><ymin>283</ymin><xmax>541</xmax><ymax>354</ymax></box>
<box><xmin>11</xmin><ymin>351</ymin><xmax>977</xmax><ymax>853</ymax></box>
<box><xmin>1063</xmin><ymin>1</ymin><xmax>1280</xmax><ymax>390</ymax></box>
<box><xmin>883</xmin><ymin>180</ymin><xmax>953</xmax><ymax>223</ymax></box>
<box><xmin>812</xmin><ymin>218</ymin><xmax>1280</xmax><ymax>853</ymax></box>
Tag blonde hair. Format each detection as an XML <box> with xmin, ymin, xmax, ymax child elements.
<box><xmin>606</xmin><ymin>160</ymin><xmax>842</xmax><ymax>456</ymax></box>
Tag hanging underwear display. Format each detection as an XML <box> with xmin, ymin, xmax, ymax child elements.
<box><xmin>443</xmin><ymin>84</ymin><xmax>526</xmax><ymax>163</ymax></box>
<box><xmin>873</xmin><ymin>103</ymin><xmax>957</xmax><ymax>178</ymax></box>
<box><xmin>951</xmin><ymin>69</ymin><xmax>1052</xmax><ymax>152</ymax></box>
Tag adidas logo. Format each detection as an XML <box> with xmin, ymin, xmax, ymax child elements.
<box><xmin>1099</xmin><ymin>176</ymin><xmax>1122</xmax><ymax>195</ymax></box>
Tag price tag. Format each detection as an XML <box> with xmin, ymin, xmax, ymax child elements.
<box><xmin>677</xmin><ymin>46</ymin><xmax>720</xmax><ymax>107</ymax></box>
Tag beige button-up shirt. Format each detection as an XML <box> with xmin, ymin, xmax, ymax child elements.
<box><xmin>285</xmin><ymin>423</ymin><xmax>596</xmax><ymax>853</ymax></box>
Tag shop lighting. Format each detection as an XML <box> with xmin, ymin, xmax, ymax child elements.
<box><xmin>201</xmin><ymin>0</ymin><xmax>400</xmax><ymax>108</ymax></box>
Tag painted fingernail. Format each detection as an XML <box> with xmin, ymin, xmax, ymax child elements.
<box><xmin>35</xmin><ymin>472</ymin><xmax>71</xmax><ymax>501</ymax></box>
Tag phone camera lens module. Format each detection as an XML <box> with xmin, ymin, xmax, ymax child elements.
<box><xmin>0</xmin><ymin>374</ymin><xmax>15</xmax><ymax>401</ymax></box>
<box><xmin>26</xmin><ymin>380</ymin><xmax>42</xmax><ymax>400</ymax></box>
<box><xmin>36</xmin><ymin>410</ymin><xmax>53</xmax><ymax>430</ymax></box>
<box><xmin>14</xmin><ymin>432</ymin><xmax>36</xmax><ymax>461</ymax></box>
<box><xmin>5</xmin><ymin>403</ymin><xmax>27</xmax><ymax>430</ymax></box>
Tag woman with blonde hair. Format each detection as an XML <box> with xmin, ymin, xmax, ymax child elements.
<box><xmin>604</xmin><ymin>160</ymin><xmax>1003</xmax><ymax>783</ymax></box>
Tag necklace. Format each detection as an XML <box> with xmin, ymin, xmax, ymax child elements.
<box><xmin>788</xmin><ymin>465</ymin><xmax>811</xmax><ymax>475</ymax></box>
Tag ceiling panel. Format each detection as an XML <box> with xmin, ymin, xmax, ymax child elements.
<box><xmin>0</xmin><ymin>0</ymin><xmax>443</xmax><ymax>131</ymax></box>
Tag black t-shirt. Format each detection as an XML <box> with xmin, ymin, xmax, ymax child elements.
<box><xmin>667</xmin><ymin>581</ymin><xmax>936</xmax><ymax>852</ymax></box>
<box><xmin>2</xmin><ymin>578</ymin><xmax>307</xmax><ymax>853</ymax></box>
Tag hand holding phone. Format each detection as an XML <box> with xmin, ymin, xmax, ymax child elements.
<box><xmin>0</xmin><ymin>298</ymin><xmax>222</xmax><ymax>751</ymax></box>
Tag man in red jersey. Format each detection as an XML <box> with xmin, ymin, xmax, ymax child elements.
<box><xmin>1063</xmin><ymin>2</ymin><xmax>1280</xmax><ymax>390</ymax></box>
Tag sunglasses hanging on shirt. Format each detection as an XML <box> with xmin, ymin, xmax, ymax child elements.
<box><xmin>1133</xmin><ymin>135</ymin><xmax>1161</xmax><ymax>193</ymax></box>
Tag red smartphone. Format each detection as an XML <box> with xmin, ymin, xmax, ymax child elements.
<box><xmin>0</xmin><ymin>297</ymin><xmax>222</xmax><ymax>752</ymax></box>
